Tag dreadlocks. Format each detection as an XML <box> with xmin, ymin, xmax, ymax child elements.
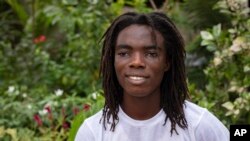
<box><xmin>100</xmin><ymin>12</ymin><xmax>189</xmax><ymax>135</ymax></box>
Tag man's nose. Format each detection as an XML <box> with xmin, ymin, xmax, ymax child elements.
<box><xmin>129</xmin><ymin>53</ymin><xmax>146</xmax><ymax>68</ymax></box>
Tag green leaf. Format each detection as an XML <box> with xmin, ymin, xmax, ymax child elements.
<box><xmin>200</xmin><ymin>31</ymin><xmax>214</xmax><ymax>40</ymax></box>
<box><xmin>212</xmin><ymin>24</ymin><xmax>221</xmax><ymax>38</ymax></box>
<box><xmin>68</xmin><ymin>111</ymin><xmax>85</xmax><ymax>141</ymax></box>
<box><xmin>222</xmin><ymin>102</ymin><xmax>234</xmax><ymax>111</ymax></box>
<box><xmin>206</xmin><ymin>45</ymin><xmax>217</xmax><ymax>52</ymax></box>
<box><xmin>6</xmin><ymin>0</ymin><xmax>28</xmax><ymax>25</ymax></box>
<box><xmin>201</xmin><ymin>39</ymin><xmax>213</xmax><ymax>46</ymax></box>
<box><xmin>62</xmin><ymin>0</ymin><xmax>78</xmax><ymax>5</ymax></box>
<box><xmin>5</xmin><ymin>128</ymin><xmax>18</xmax><ymax>141</ymax></box>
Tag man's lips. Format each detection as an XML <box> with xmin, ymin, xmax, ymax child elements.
<box><xmin>125</xmin><ymin>74</ymin><xmax>149</xmax><ymax>85</ymax></box>
<box><xmin>128</xmin><ymin>76</ymin><xmax>146</xmax><ymax>80</ymax></box>
<box><xmin>125</xmin><ymin>73</ymin><xmax>149</xmax><ymax>78</ymax></box>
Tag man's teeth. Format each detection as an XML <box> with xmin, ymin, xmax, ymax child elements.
<box><xmin>129</xmin><ymin>76</ymin><xmax>145</xmax><ymax>80</ymax></box>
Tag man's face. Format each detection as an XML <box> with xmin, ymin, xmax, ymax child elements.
<box><xmin>114</xmin><ymin>24</ymin><xmax>169</xmax><ymax>98</ymax></box>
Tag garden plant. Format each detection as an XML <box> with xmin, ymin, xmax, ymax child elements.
<box><xmin>0</xmin><ymin>0</ymin><xmax>249</xmax><ymax>140</ymax></box>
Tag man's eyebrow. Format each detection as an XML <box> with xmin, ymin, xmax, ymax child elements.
<box><xmin>115</xmin><ymin>44</ymin><xmax>132</xmax><ymax>49</ymax></box>
<box><xmin>115</xmin><ymin>44</ymin><xmax>162</xmax><ymax>50</ymax></box>
<box><xmin>144</xmin><ymin>45</ymin><xmax>164</xmax><ymax>51</ymax></box>
<box><xmin>144</xmin><ymin>45</ymin><xmax>158</xmax><ymax>49</ymax></box>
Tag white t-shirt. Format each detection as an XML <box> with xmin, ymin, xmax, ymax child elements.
<box><xmin>75</xmin><ymin>101</ymin><xmax>229</xmax><ymax>141</ymax></box>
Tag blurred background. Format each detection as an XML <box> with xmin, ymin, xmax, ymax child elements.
<box><xmin>0</xmin><ymin>0</ymin><xmax>249</xmax><ymax>140</ymax></box>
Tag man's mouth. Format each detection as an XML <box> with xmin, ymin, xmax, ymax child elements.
<box><xmin>126</xmin><ymin>75</ymin><xmax>148</xmax><ymax>85</ymax></box>
<box><xmin>128</xmin><ymin>76</ymin><xmax>146</xmax><ymax>80</ymax></box>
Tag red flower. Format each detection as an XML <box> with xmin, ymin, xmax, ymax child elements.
<box><xmin>39</xmin><ymin>35</ymin><xmax>46</xmax><ymax>42</ymax></box>
<box><xmin>45</xmin><ymin>106</ymin><xmax>53</xmax><ymax>120</ymax></box>
<box><xmin>45</xmin><ymin>106</ymin><xmax>51</xmax><ymax>113</ymax></box>
<box><xmin>83</xmin><ymin>104</ymin><xmax>91</xmax><ymax>111</ymax></box>
<box><xmin>62</xmin><ymin>121</ymin><xmax>69</xmax><ymax>130</ymax></box>
<box><xmin>33</xmin><ymin>114</ymin><xmax>43</xmax><ymax>126</ymax></box>
<box><xmin>33</xmin><ymin>35</ymin><xmax>46</xmax><ymax>44</ymax></box>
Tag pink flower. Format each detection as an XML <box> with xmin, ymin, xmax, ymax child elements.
<box><xmin>33</xmin><ymin>114</ymin><xmax>43</xmax><ymax>126</ymax></box>
<box><xmin>45</xmin><ymin>106</ymin><xmax>51</xmax><ymax>113</ymax></box>
<box><xmin>45</xmin><ymin>106</ymin><xmax>53</xmax><ymax>120</ymax></box>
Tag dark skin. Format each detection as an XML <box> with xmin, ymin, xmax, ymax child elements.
<box><xmin>114</xmin><ymin>24</ymin><xmax>169</xmax><ymax>120</ymax></box>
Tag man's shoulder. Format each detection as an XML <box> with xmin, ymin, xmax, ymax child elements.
<box><xmin>184</xmin><ymin>100</ymin><xmax>207</xmax><ymax>115</ymax></box>
<box><xmin>184</xmin><ymin>100</ymin><xmax>209</xmax><ymax>127</ymax></box>
<box><xmin>184</xmin><ymin>100</ymin><xmax>227</xmax><ymax>130</ymax></box>
<box><xmin>84</xmin><ymin>109</ymin><xmax>103</xmax><ymax>125</ymax></box>
<box><xmin>184</xmin><ymin>101</ymin><xmax>229</xmax><ymax>140</ymax></box>
<box><xmin>75</xmin><ymin>110</ymin><xmax>104</xmax><ymax>141</ymax></box>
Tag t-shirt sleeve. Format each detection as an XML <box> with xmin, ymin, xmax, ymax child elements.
<box><xmin>194</xmin><ymin>110</ymin><xmax>229</xmax><ymax>141</ymax></box>
<box><xmin>75</xmin><ymin>121</ymin><xmax>95</xmax><ymax>141</ymax></box>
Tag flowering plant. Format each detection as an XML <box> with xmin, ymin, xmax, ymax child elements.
<box><xmin>196</xmin><ymin>0</ymin><xmax>250</xmax><ymax>126</ymax></box>
<box><xmin>0</xmin><ymin>85</ymin><xmax>104</xmax><ymax>140</ymax></box>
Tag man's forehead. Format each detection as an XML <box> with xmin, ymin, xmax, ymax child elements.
<box><xmin>116</xmin><ymin>25</ymin><xmax>164</xmax><ymax>48</ymax></box>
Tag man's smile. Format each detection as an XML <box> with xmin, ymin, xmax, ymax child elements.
<box><xmin>125</xmin><ymin>75</ymin><xmax>149</xmax><ymax>85</ymax></box>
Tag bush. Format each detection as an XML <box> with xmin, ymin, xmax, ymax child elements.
<box><xmin>191</xmin><ymin>0</ymin><xmax>250</xmax><ymax>126</ymax></box>
<box><xmin>0</xmin><ymin>85</ymin><xmax>104</xmax><ymax>140</ymax></box>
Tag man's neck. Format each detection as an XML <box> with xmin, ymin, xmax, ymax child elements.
<box><xmin>121</xmin><ymin>93</ymin><xmax>161</xmax><ymax>120</ymax></box>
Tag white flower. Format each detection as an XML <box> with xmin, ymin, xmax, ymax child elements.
<box><xmin>92</xmin><ymin>92</ymin><xmax>97</xmax><ymax>99</ymax></box>
<box><xmin>22</xmin><ymin>93</ymin><xmax>27</xmax><ymax>98</ymax></box>
<box><xmin>27</xmin><ymin>104</ymin><xmax>32</xmax><ymax>109</ymax></box>
<box><xmin>228</xmin><ymin>86</ymin><xmax>237</xmax><ymax>92</ymax></box>
<box><xmin>229</xmin><ymin>37</ymin><xmax>244</xmax><ymax>53</ymax></box>
<box><xmin>230</xmin><ymin>44</ymin><xmax>241</xmax><ymax>53</ymax></box>
<box><xmin>7</xmin><ymin>86</ymin><xmax>15</xmax><ymax>93</ymax></box>
<box><xmin>244</xmin><ymin>65</ymin><xmax>250</xmax><ymax>72</ymax></box>
<box><xmin>213</xmin><ymin>57</ymin><xmax>222</xmax><ymax>66</ymax></box>
<box><xmin>55</xmin><ymin>89</ymin><xmax>63</xmax><ymax>96</ymax></box>
<box><xmin>39</xmin><ymin>109</ymin><xmax>48</xmax><ymax>116</ymax></box>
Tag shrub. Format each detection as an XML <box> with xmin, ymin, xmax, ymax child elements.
<box><xmin>192</xmin><ymin>0</ymin><xmax>250</xmax><ymax>126</ymax></box>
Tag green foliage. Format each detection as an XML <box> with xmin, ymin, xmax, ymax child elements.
<box><xmin>5</xmin><ymin>0</ymin><xmax>28</xmax><ymax>25</ymax></box>
<box><xmin>1</xmin><ymin>0</ymin><xmax>249</xmax><ymax>140</ymax></box>
<box><xmin>1</xmin><ymin>0</ymin><xmax>122</xmax><ymax>97</ymax></box>
<box><xmin>180</xmin><ymin>0</ymin><xmax>229</xmax><ymax>29</ymax></box>
<box><xmin>164</xmin><ymin>0</ymin><xmax>231</xmax><ymax>89</ymax></box>
<box><xmin>68</xmin><ymin>92</ymin><xmax>104</xmax><ymax>141</ymax></box>
<box><xmin>192</xmin><ymin>0</ymin><xmax>250</xmax><ymax>126</ymax></box>
<box><xmin>0</xmin><ymin>84</ymin><xmax>104</xmax><ymax>140</ymax></box>
<box><xmin>1</xmin><ymin>0</ymin><xmax>126</xmax><ymax>140</ymax></box>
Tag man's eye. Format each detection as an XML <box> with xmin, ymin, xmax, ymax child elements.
<box><xmin>118</xmin><ymin>52</ymin><xmax>129</xmax><ymax>57</ymax></box>
<box><xmin>146</xmin><ymin>52</ymin><xmax>158</xmax><ymax>57</ymax></box>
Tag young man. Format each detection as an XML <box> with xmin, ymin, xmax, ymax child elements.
<box><xmin>75</xmin><ymin>12</ymin><xmax>229</xmax><ymax>141</ymax></box>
